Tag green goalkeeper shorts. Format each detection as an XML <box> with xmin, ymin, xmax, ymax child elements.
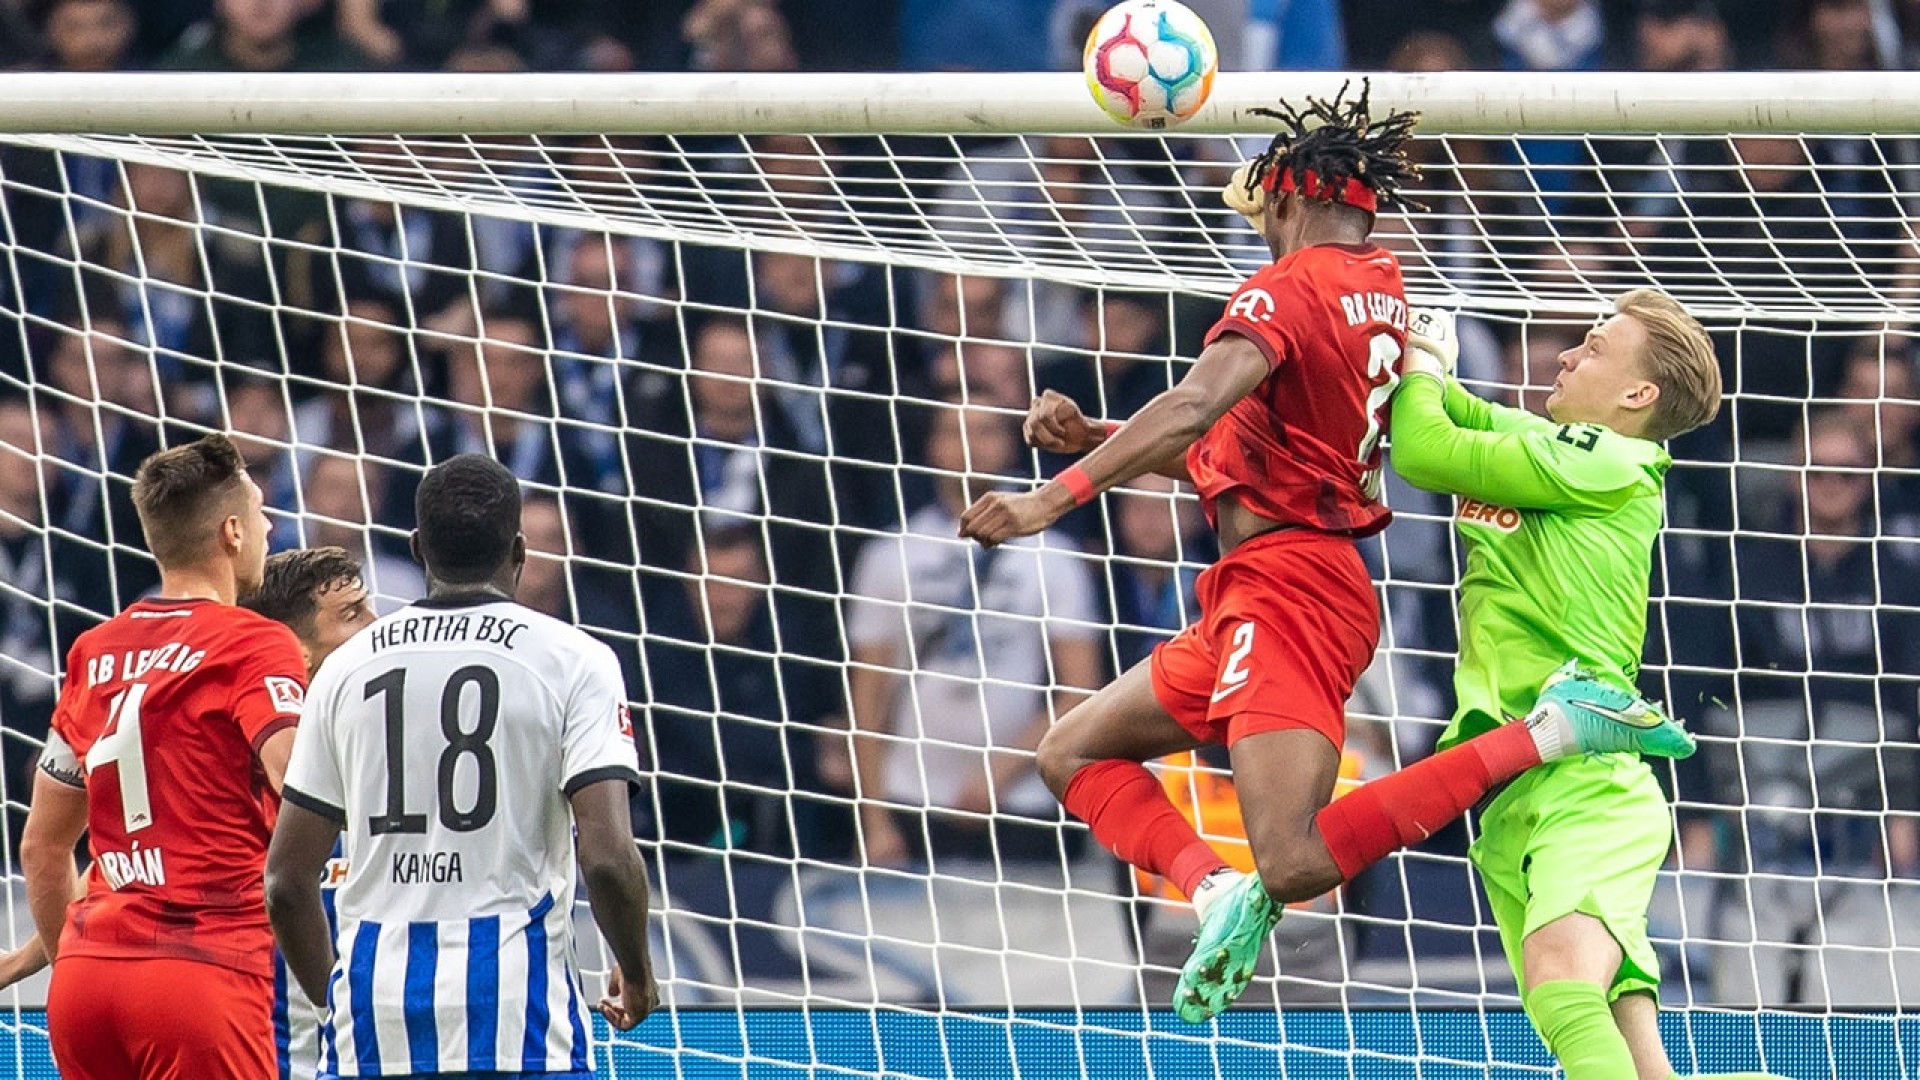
<box><xmin>1470</xmin><ymin>751</ymin><xmax>1671</xmax><ymax>1002</ymax></box>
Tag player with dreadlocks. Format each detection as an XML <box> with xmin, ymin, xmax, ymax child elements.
<box><xmin>959</xmin><ymin>83</ymin><xmax>1693</xmax><ymax>1021</ymax></box>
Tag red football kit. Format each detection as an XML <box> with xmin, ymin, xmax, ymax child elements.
<box><xmin>1150</xmin><ymin>242</ymin><xmax>1407</xmax><ymax>750</ymax></box>
<box><xmin>39</xmin><ymin>596</ymin><xmax>307</xmax><ymax>1080</ymax></box>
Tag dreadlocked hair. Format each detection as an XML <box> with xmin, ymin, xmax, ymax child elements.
<box><xmin>1242</xmin><ymin>79</ymin><xmax>1424</xmax><ymax>214</ymax></box>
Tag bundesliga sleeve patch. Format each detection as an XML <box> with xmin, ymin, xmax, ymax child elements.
<box><xmin>618</xmin><ymin>702</ymin><xmax>634</xmax><ymax>739</ymax></box>
<box><xmin>266</xmin><ymin>675</ymin><xmax>306</xmax><ymax>714</ymax></box>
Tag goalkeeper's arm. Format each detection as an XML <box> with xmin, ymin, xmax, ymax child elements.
<box><xmin>1391</xmin><ymin>309</ymin><xmax>1636</xmax><ymax>514</ymax></box>
<box><xmin>1400</xmin><ymin>308</ymin><xmax>1553</xmax><ymax>435</ymax></box>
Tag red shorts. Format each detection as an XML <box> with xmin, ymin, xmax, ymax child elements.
<box><xmin>48</xmin><ymin>954</ymin><xmax>275</xmax><ymax>1080</ymax></box>
<box><xmin>1150</xmin><ymin>528</ymin><xmax>1379</xmax><ymax>750</ymax></box>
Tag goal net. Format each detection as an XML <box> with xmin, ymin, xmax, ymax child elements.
<box><xmin>0</xmin><ymin>71</ymin><xmax>1917</xmax><ymax>1077</ymax></box>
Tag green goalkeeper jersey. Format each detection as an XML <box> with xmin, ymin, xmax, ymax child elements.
<box><xmin>1388</xmin><ymin>373</ymin><xmax>1671</xmax><ymax>748</ymax></box>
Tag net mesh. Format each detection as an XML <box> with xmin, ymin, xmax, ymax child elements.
<box><xmin>0</xmin><ymin>124</ymin><xmax>1916</xmax><ymax>1076</ymax></box>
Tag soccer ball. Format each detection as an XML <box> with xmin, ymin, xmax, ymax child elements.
<box><xmin>1082</xmin><ymin>0</ymin><xmax>1218</xmax><ymax>130</ymax></box>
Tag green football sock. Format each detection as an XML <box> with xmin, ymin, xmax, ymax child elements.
<box><xmin>1525</xmin><ymin>979</ymin><xmax>1638</xmax><ymax>1080</ymax></box>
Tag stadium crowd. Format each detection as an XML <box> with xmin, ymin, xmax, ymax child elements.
<box><xmin>0</xmin><ymin>0</ymin><xmax>1917</xmax><ymax>1008</ymax></box>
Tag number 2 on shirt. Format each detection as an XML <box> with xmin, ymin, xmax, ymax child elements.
<box><xmin>1357</xmin><ymin>332</ymin><xmax>1402</xmax><ymax>497</ymax></box>
<box><xmin>85</xmin><ymin>683</ymin><xmax>154</xmax><ymax>833</ymax></box>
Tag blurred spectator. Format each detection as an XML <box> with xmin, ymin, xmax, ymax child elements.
<box><xmin>751</xmin><ymin>249</ymin><xmax>909</xmax><ymax>530</ymax></box>
<box><xmin>1780</xmin><ymin>0</ymin><xmax>1887</xmax><ymax>68</ymax></box>
<box><xmin>917</xmin><ymin>273</ymin><xmax>1012</xmax><ymax>360</ymax></box>
<box><xmin>750</xmin><ymin>250</ymin><xmax>885</xmax><ymax>453</ymax></box>
<box><xmin>1494</xmin><ymin>0</ymin><xmax>1605</xmax><ymax>213</ymax></box>
<box><xmin>845</xmin><ymin>402</ymin><xmax>1100</xmax><ymax>868</ymax></box>
<box><xmin>0</xmin><ymin>400</ymin><xmax>90</xmax><ymax>853</ymax></box>
<box><xmin>1495</xmin><ymin>0</ymin><xmax>1605</xmax><ymax>70</ymax></box>
<box><xmin>1636</xmin><ymin>0</ymin><xmax>1731</xmax><ymax>70</ymax></box>
<box><xmin>332</xmin><ymin>197</ymin><xmax>477</xmax><ymax>338</ymax></box>
<box><xmin>36</xmin><ymin>0</ymin><xmax>138</xmax><ymax>71</ymax></box>
<box><xmin>1100</xmin><ymin>473</ymin><xmax>1204</xmax><ymax>673</ymax></box>
<box><xmin>160</xmin><ymin>0</ymin><xmax>369</xmax><ymax>70</ymax></box>
<box><xmin>434</xmin><ymin>314</ymin><xmax>626</xmax><ymax>555</ymax></box>
<box><xmin>66</xmin><ymin>163</ymin><xmax>278</xmax><ymax>414</ymax></box>
<box><xmin>935</xmin><ymin>137</ymin><xmax>1174</xmax><ymax>348</ymax></box>
<box><xmin>628</xmin><ymin>317</ymin><xmax>840</xmax><ymax>648</ymax></box>
<box><xmin>335</xmin><ymin>0</ymin><xmax>526</xmax><ymax>69</ymax></box>
<box><xmin>1640</xmin><ymin>136</ymin><xmax>1910</xmax><ymax>441</ymax></box>
<box><xmin>1708</xmin><ymin>410</ymin><xmax>1920</xmax><ymax>860</ymax></box>
<box><xmin>213</xmin><ymin>374</ymin><xmax>301</xmax><ymax>556</ymax></box>
<box><xmin>682</xmin><ymin>0</ymin><xmax>796</xmax><ymax>71</ymax></box>
<box><xmin>643</xmin><ymin>526</ymin><xmax>844</xmax><ymax>858</ymax></box>
<box><xmin>37</xmin><ymin>320</ymin><xmax>162</xmax><ymax>610</ymax></box>
<box><xmin>289</xmin><ymin>293</ymin><xmax>431</xmax><ymax>522</ymax></box>
<box><xmin>1833</xmin><ymin>338</ymin><xmax>1920</xmax><ymax>535</ymax></box>
<box><xmin>514</xmin><ymin>493</ymin><xmax>642</xmax><ymax>671</ymax></box>
<box><xmin>1376</xmin><ymin>32</ymin><xmax>1542</xmax><ymax>314</ymax></box>
<box><xmin>1690</xmin><ymin>409</ymin><xmax>1920</xmax><ymax>1004</ymax></box>
<box><xmin>926</xmin><ymin>341</ymin><xmax>1029</xmax><ymax>410</ymax></box>
<box><xmin>513</xmin><ymin>494</ymin><xmax>573</xmax><ymax>621</ymax></box>
<box><xmin>298</xmin><ymin>454</ymin><xmax>423</xmax><ymax>612</ymax></box>
<box><xmin>1036</xmin><ymin>292</ymin><xmax>1174</xmax><ymax>425</ymax></box>
<box><xmin>546</xmin><ymin>234</ymin><xmax>650</xmax><ymax>429</ymax></box>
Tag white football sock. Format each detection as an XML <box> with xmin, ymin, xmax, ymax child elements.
<box><xmin>1191</xmin><ymin>867</ymin><xmax>1239</xmax><ymax>922</ymax></box>
<box><xmin>1526</xmin><ymin>701</ymin><xmax>1577</xmax><ymax>763</ymax></box>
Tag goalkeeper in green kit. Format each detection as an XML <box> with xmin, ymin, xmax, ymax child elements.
<box><xmin>1392</xmin><ymin>294</ymin><xmax>1784</xmax><ymax>1080</ymax></box>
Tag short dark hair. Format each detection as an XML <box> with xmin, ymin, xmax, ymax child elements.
<box><xmin>241</xmin><ymin>546</ymin><xmax>363</xmax><ymax>638</ymax></box>
<box><xmin>415</xmin><ymin>454</ymin><xmax>521</xmax><ymax>583</ymax></box>
<box><xmin>130</xmin><ymin>433</ymin><xmax>250</xmax><ymax>569</ymax></box>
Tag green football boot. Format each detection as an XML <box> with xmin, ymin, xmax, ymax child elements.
<box><xmin>1172</xmin><ymin>872</ymin><xmax>1278</xmax><ymax>1023</ymax></box>
<box><xmin>1531</xmin><ymin>660</ymin><xmax>1695</xmax><ymax>759</ymax></box>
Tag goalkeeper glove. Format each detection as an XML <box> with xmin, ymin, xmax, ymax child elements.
<box><xmin>1402</xmin><ymin>306</ymin><xmax>1459</xmax><ymax>382</ymax></box>
<box><xmin>1222</xmin><ymin>161</ymin><xmax>1268</xmax><ymax>227</ymax></box>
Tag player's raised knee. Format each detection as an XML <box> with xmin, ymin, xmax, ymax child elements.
<box><xmin>1251</xmin><ymin>841</ymin><xmax>1341</xmax><ymax>905</ymax></box>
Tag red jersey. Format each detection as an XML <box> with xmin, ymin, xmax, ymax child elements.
<box><xmin>1190</xmin><ymin>242</ymin><xmax>1407</xmax><ymax>537</ymax></box>
<box><xmin>44</xmin><ymin>597</ymin><xmax>308</xmax><ymax>977</ymax></box>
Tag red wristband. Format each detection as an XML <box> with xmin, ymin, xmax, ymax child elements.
<box><xmin>1057</xmin><ymin>464</ymin><xmax>1096</xmax><ymax>506</ymax></box>
<box><xmin>1102</xmin><ymin>420</ymin><xmax>1122</xmax><ymax>439</ymax></box>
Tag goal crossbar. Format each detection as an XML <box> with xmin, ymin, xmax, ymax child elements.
<box><xmin>2</xmin><ymin>71</ymin><xmax>1920</xmax><ymax>135</ymax></box>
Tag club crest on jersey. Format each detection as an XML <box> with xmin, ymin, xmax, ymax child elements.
<box><xmin>1457</xmin><ymin>498</ymin><xmax>1523</xmax><ymax>533</ymax></box>
<box><xmin>1228</xmin><ymin>288</ymin><xmax>1276</xmax><ymax>322</ymax></box>
<box><xmin>265</xmin><ymin>675</ymin><xmax>305</xmax><ymax>713</ymax></box>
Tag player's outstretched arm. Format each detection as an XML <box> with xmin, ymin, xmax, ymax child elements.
<box><xmin>265</xmin><ymin>800</ymin><xmax>344</xmax><ymax>1005</ymax></box>
<box><xmin>1022</xmin><ymin>391</ymin><xmax>1191</xmax><ymax>483</ymax></box>
<box><xmin>1390</xmin><ymin>374</ymin><xmax>1640</xmax><ymax>515</ymax></box>
<box><xmin>960</xmin><ymin>335</ymin><xmax>1268</xmax><ymax>546</ymax></box>
<box><xmin>573</xmin><ymin>778</ymin><xmax>658</xmax><ymax>1030</ymax></box>
<box><xmin>20</xmin><ymin>771</ymin><xmax>88</xmax><ymax>963</ymax></box>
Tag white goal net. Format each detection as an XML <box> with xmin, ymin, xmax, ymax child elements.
<box><xmin>0</xmin><ymin>71</ymin><xmax>1916</xmax><ymax>1078</ymax></box>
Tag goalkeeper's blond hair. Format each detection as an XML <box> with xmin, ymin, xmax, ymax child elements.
<box><xmin>1616</xmin><ymin>288</ymin><xmax>1722</xmax><ymax>442</ymax></box>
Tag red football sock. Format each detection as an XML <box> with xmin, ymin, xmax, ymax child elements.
<box><xmin>1314</xmin><ymin>721</ymin><xmax>1542</xmax><ymax>881</ymax></box>
<box><xmin>1062</xmin><ymin>759</ymin><xmax>1226</xmax><ymax>898</ymax></box>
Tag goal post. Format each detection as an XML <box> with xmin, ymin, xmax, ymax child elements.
<box><xmin>0</xmin><ymin>71</ymin><xmax>1916</xmax><ymax>1078</ymax></box>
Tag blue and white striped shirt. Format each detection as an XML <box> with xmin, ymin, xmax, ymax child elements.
<box><xmin>284</xmin><ymin>599</ymin><xmax>641</xmax><ymax>1078</ymax></box>
<box><xmin>323</xmin><ymin>893</ymin><xmax>590</xmax><ymax>1075</ymax></box>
